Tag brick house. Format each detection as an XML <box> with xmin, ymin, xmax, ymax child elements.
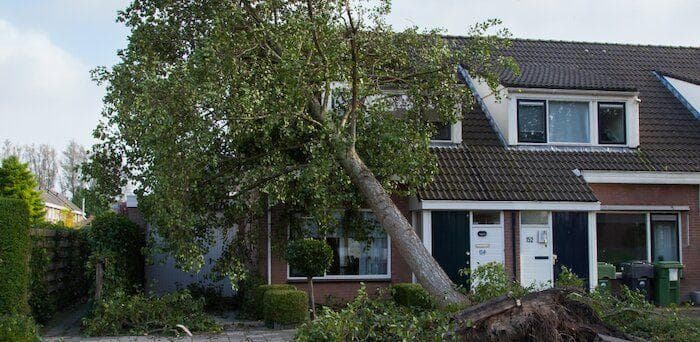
<box><xmin>132</xmin><ymin>39</ymin><xmax>700</xmax><ymax>302</ymax></box>
<box><xmin>260</xmin><ymin>39</ymin><xmax>700</xmax><ymax>302</ymax></box>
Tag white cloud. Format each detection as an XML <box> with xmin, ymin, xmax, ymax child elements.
<box><xmin>387</xmin><ymin>0</ymin><xmax>700</xmax><ymax>47</ymax></box>
<box><xmin>0</xmin><ymin>19</ymin><xmax>101</xmax><ymax>152</ymax></box>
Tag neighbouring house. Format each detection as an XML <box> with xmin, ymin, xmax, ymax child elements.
<box><xmin>41</xmin><ymin>188</ymin><xmax>87</xmax><ymax>226</ymax></box>
<box><xmin>128</xmin><ymin>39</ymin><xmax>700</xmax><ymax>302</ymax></box>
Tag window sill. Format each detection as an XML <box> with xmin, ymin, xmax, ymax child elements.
<box><xmin>286</xmin><ymin>276</ymin><xmax>392</xmax><ymax>283</ymax></box>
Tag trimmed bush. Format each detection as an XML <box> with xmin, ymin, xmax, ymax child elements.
<box><xmin>263</xmin><ymin>289</ymin><xmax>308</xmax><ymax>326</ymax></box>
<box><xmin>84</xmin><ymin>212</ymin><xmax>145</xmax><ymax>296</ymax></box>
<box><xmin>390</xmin><ymin>283</ymin><xmax>433</xmax><ymax>309</ymax></box>
<box><xmin>0</xmin><ymin>314</ymin><xmax>41</xmax><ymax>342</ymax></box>
<box><xmin>251</xmin><ymin>284</ymin><xmax>296</xmax><ymax>318</ymax></box>
<box><xmin>0</xmin><ymin>198</ymin><xmax>30</xmax><ymax>315</ymax></box>
<box><xmin>82</xmin><ymin>290</ymin><xmax>221</xmax><ymax>336</ymax></box>
<box><xmin>284</xmin><ymin>238</ymin><xmax>333</xmax><ymax>318</ymax></box>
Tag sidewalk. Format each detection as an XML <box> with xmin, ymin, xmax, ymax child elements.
<box><xmin>41</xmin><ymin>306</ymin><xmax>295</xmax><ymax>342</ymax></box>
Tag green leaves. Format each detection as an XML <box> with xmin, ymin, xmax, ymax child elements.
<box><xmin>86</xmin><ymin>0</ymin><xmax>515</xmax><ymax>284</ymax></box>
<box><xmin>0</xmin><ymin>156</ymin><xmax>45</xmax><ymax>224</ymax></box>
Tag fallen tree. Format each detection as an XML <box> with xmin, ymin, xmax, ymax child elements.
<box><xmin>453</xmin><ymin>288</ymin><xmax>641</xmax><ymax>342</ymax></box>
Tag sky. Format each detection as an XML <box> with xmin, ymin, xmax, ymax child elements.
<box><xmin>0</xmin><ymin>0</ymin><xmax>698</xmax><ymax>153</ymax></box>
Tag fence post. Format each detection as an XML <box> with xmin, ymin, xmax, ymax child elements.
<box><xmin>95</xmin><ymin>260</ymin><xmax>104</xmax><ymax>301</ymax></box>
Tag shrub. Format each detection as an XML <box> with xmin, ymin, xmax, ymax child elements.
<box><xmin>82</xmin><ymin>290</ymin><xmax>222</xmax><ymax>336</ymax></box>
<box><xmin>284</xmin><ymin>238</ymin><xmax>333</xmax><ymax>317</ymax></box>
<box><xmin>250</xmin><ymin>284</ymin><xmax>296</xmax><ymax>319</ymax></box>
<box><xmin>390</xmin><ymin>283</ymin><xmax>433</xmax><ymax>309</ymax></box>
<box><xmin>555</xmin><ymin>265</ymin><xmax>585</xmax><ymax>289</ymax></box>
<box><xmin>84</xmin><ymin>212</ymin><xmax>145</xmax><ymax>296</ymax></box>
<box><xmin>296</xmin><ymin>286</ymin><xmax>454</xmax><ymax>341</ymax></box>
<box><xmin>236</xmin><ymin>274</ymin><xmax>265</xmax><ymax>318</ymax></box>
<box><xmin>461</xmin><ymin>262</ymin><xmax>530</xmax><ymax>304</ymax></box>
<box><xmin>0</xmin><ymin>314</ymin><xmax>41</xmax><ymax>342</ymax></box>
<box><xmin>28</xmin><ymin>240</ymin><xmax>52</xmax><ymax>324</ymax></box>
<box><xmin>0</xmin><ymin>198</ymin><xmax>30</xmax><ymax>315</ymax></box>
<box><xmin>263</xmin><ymin>289</ymin><xmax>308</xmax><ymax>326</ymax></box>
<box><xmin>186</xmin><ymin>282</ymin><xmax>237</xmax><ymax>313</ymax></box>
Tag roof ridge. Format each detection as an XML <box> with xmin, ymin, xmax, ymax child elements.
<box><xmin>442</xmin><ymin>35</ymin><xmax>700</xmax><ymax>50</ymax></box>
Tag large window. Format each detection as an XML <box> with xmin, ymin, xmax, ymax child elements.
<box><xmin>597</xmin><ymin>214</ymin><xmax>647</xmax><ymax>270</ymax></box>
<box><xmin>516</xmin><ymin>99</ymin><xmax>628</xmax><ymax>145</ymax></box>
<box><xmin>289</xmin><ymin>211</ymin><xmax>390</xmax><ymax>279</ymax></box>
<box><xmin>548</xmin><ymin>101</ymin><xmax>590</xmax><ymax>143</ymax></box>
<box><xmin>517</xmin><ymin>100</ymin><xmax>546</xmax><ymax>143</ymax></box>
<box><xmin>598</xmin><ymin>103</ymin><xmax>626</xmax><ymax>144</ymax></box>
<box><xmin>597</xmin><ymin>213</ymin><xmax>680</xmax><ymax>270</ymax></box>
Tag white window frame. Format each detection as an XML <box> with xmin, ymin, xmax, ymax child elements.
<box><xmin>286</xmin><ymin>209</ymin><xmax>392</xmax><ymax>281</ymax></box>
<box><xmin>596</xmin><ymin>211</ymin><xmax>683</xmax><ymax>265</ymax></box>
<box><xmin>508</xmin><ymin>92</ymin><xmax>639</xmax><ymax>147</ymax></box>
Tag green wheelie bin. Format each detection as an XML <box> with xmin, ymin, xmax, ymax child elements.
<box><xmin>654</xmin><ymin>261</ymin><xmax>683</xmax><ymax>306</ymax></box>
<box><xmin>597</xmin><ymin>262</ymin><xmax>616</xmax><ymax>291</ymax></box>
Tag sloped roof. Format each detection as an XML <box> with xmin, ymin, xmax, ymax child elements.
<box><xmin>41</xmin><ymin>189</ymin><xmax>82</xmax><ymax>212</ymax></box>
<box><xmin>419</xmin><ymin>39</ymin><xmax>700</xmax><ymax>202</ymax></box>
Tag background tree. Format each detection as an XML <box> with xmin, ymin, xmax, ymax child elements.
<box><xmin>22</xmin><ymin>144</ymin><xmax>58</xmax><ymax>191</ymax></box>
<box><xmin>60</xmin><ymin>140</ymin><xmax>87</xmax><ymax>200</ymax></box>
<box><xmin>285</xmin><ymin>238</ymin><xmax>333</xmax><ymax>319</ymax></box>
<box><xmin>86</xmin><ymin>0</ymin><xmax>515</xmax><ymax>306</ymax></box>
<box><xmin>1</xmin><ymin>140</ymin><xmax>21</xmax><ymax>160</ymax></box>
<box><xmin>0</xmin><ymin>156</ymin><xmax>45</xmax><ymax>223</ymax></box>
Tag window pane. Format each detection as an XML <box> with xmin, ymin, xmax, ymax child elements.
<box><xmin>652</xmin><ymin>215</ymin><xmax>679</xmax><ymax>262</ymax></box>
<box><xmin>431</xmin><ymin>122</ymin><xmax>452</xmax><ymax>141</ymax></box>
<box><xmin>293</xmin><ymin>212</ymin><xmax>389</xmax><ymax>277</ymax></box>
<box><xmin>596</xmin><ymin>214</ymin><xmax>647</xmax><ymax>270</ymax></box>
<box><xmin>598</xmin><ymin>103</ymin><xmax>626</xmax><ymax>144</ymax></box>
<box><xmin>518</xmin><ymin>100</ymin><xmax>546</xmax><ymax>143</ymax></box>
<box><xmin>521</xmin><ymin>211</ymin><xmax>548</xmax><ymax>225</ymax></box>
<box><xmin>473</xmin><ymin>211</ymin><xmax>501</xmax><ymax>225</ymax></box>
<box><xmin>548</xmin><ymin>101</ymin><xmax>590</xmax><ymax>143</ymax></box>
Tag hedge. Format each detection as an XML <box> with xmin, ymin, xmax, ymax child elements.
<box><xmin>0</xmin><ymin>314</ymin><xmax>40</xmax><ymax>342</ymax></box>
<box><xmin>252</xmin><ymin>284</ymin><xmax>296</xmax><ymax>318</ymax></box>
<box><xmin>263</xmin><ymin>289</ymin><xmax>308</xmax><ymax>326</ymax></box>
<box><xmin>84</xmin><ymin>212</ymin><xmax>145</xmax><ymax>296</ymax></box>
<box><xmin>0</xmin><ymin>198</ymin><xmax>30</xmax><ymax>314</ymax></box>
<box><xmin>390</xmin><ymin>283</ymin><xmax>433</xmax><ymax>309</ymax></box>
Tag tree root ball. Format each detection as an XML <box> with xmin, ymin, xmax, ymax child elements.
<box><xmin>453</xmin><ymin>289</ymin><xmax>638</xmax><ymax>342</ymax></box>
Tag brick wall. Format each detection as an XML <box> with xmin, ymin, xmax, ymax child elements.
<box><xmin>261</xmin><ymin>196</ymin><xmax>413</xmax><ymax>303</ymax></box>
<box><xmin>590</xmin><ymin>183</ymin><xmax>700</xmax><ymax>300</ymax></box>
<box><xmin>503</xmin><ymin>211</ymin><xmax>520</xmax><ymax>281</ymax></box>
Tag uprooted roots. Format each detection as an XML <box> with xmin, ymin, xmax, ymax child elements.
<box><xmin>453</xmin><ymin>288</ymin><xmax>639</xmax><ymax>342</ymax></box>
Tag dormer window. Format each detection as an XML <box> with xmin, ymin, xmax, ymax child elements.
<box><xmin>512</xmin><ymin>96</ymin><xmax>636</xmax><ymax>147</ymax></box>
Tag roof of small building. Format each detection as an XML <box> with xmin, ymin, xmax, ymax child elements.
<box><xmin>41</xmin><ymin>189</ymin><xmax>83</xmax><ymax>212</ymax></box>
<box><xmin>419</xmin><ymin>39</ymin><xmax>700</xmax><ymax>202</ymax></box>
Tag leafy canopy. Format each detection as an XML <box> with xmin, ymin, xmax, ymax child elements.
<box><xmin>0</xmin><ymin>156</ymin><xmax>45</xmax><ymax>223</ymax></box>
<box><xmin>86</xmin><ymin>0</ymin><xmax>515</xmax><ymax>275</ymax></box>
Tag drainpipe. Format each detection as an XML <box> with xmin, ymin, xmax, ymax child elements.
<box><xmin>511</xmin><ymin>211</ymin><xmax>517</xmax><ymax>281</ymax></box>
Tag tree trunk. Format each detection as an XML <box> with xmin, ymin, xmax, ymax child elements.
<box><xmin>308</xmin><ymin>277</ymin><xmax>316</xmax><ymax>319</ymax></box>
<box><xmin>336</xmin><ymin>147</ymin><xmax>468</xmax><ymax>307</ymax></box>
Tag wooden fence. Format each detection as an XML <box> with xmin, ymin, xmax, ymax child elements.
<box><xmin>30</xmin><ymin>228</ymin><xmax>89</xmax><ymax>302</ymax></box>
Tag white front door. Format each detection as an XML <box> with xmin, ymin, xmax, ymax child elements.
<box><xmin>520</xmin><ymin>211</ymin><xmax>554</xmax><ymax>288</ymax></box>
<box><xmin>470</xmin><ymin>211</ymin><xmax>505</xmax><ymax>272</ymax></box>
